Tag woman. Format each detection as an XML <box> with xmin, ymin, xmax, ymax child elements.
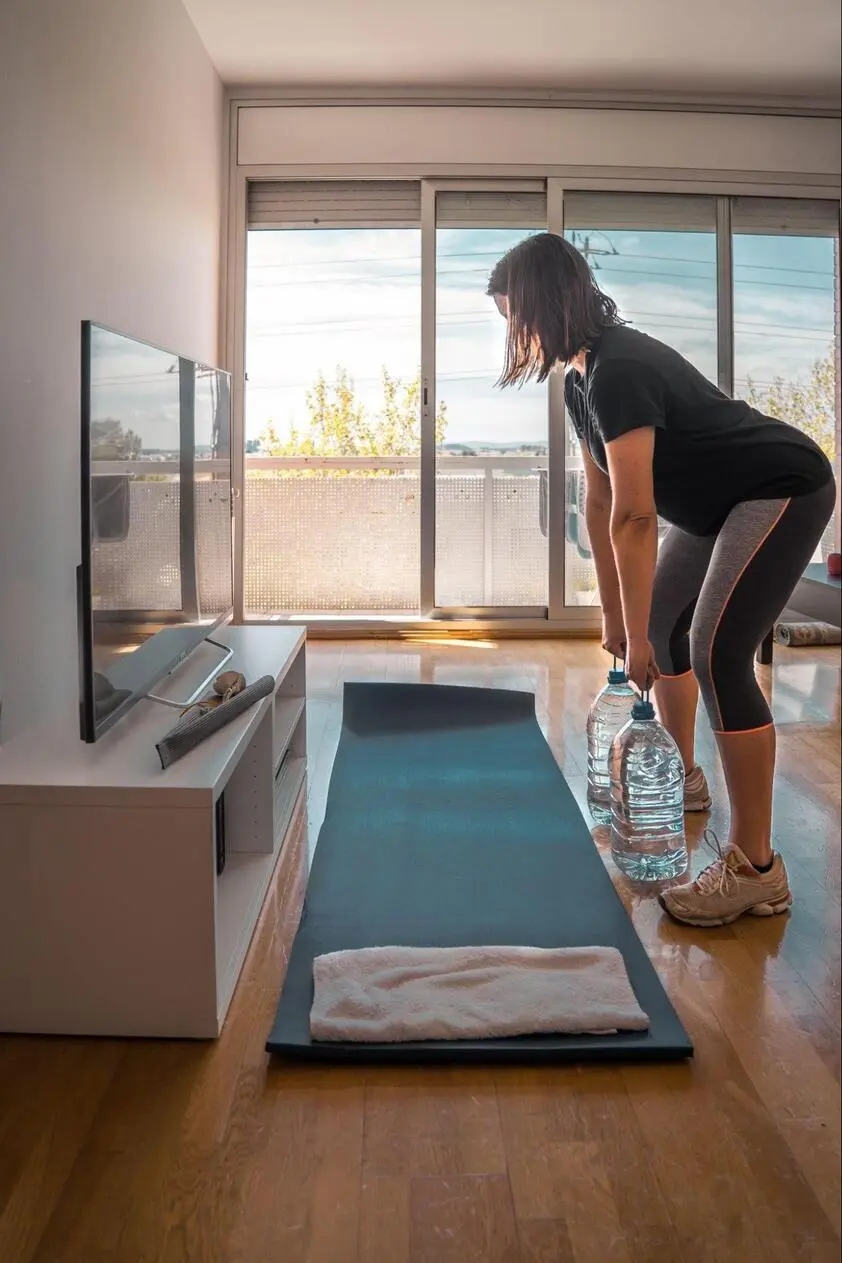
<box><xmin>488</xmin><ymin>233</ymin><xmax>836</xmax><ymax>928</ymax></box>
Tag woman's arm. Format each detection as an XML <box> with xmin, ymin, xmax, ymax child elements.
<box><xmin>581</xmin><ymin>448</ymin><xmax>625</xmax><ymax>656</ymax></box>
<box><xmin>603</xmin><ymin>428</ymin><xmax>661</xmax><ymax>690</ymax></box>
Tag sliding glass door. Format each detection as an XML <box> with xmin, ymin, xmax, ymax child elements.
<box><xmin>562</xmin><ymin>193</ymin><xmax>718</xmax><ymax>607</ymax></box>
<box><xmin>244</xmin><ymin>178</ymin><xmax>563</xmax><ymax>621</ymax></box>
<box><xmin>244</xmin><ymin>183</ymin><xmax>423</xmax><ymax>615</ymax></box>
<box><xmin>731</xmin><ymin>197</ymin><xmax>840</xmax><ymax>559</ymax></box>
<box><xmin>429</xmin><ymin>187</ymin><xmax>549</xmax><ymax>614</ymax></box>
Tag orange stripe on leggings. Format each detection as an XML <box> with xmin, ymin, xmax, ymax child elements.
<box><xmin>707</xmin><ymin>500</ymin><xmax>791</xmax><ymax>732</ymax></box>
<box><xmin>711</xmin><ymin>721</ymin><xmax>775</xmax><ymax>737</ymax></box>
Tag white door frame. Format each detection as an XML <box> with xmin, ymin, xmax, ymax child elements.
<box><xmin>420</xmin><ymin>178</ymin><xmax>561</xmax><ymax>620</ymax></box>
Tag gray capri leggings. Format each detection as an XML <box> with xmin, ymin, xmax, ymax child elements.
<box><xmin>649</xmin><ymin>480</ymin><xmax>836</xmax><ymax>733</ymax></box>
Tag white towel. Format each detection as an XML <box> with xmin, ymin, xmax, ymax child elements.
<box><xmin>309</xmin><ymin>945</ymin><xmax>649</xmax><ymax>1043</ymax></box>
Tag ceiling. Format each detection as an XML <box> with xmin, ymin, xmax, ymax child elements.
<box><xmin>182</xmin><ymin>0</ymin><xmax>841</xmax><ymax>104</ymax></box>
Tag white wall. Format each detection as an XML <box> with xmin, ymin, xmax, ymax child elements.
<box><xmin>237</xmin><ymin>104</ymin><xmax>841</xmax><ymax>178</ymax></box>
<box><xmin>0</xmin><ymin>0</ymin><xmax>223</xmax><ymax>741</ymax></box>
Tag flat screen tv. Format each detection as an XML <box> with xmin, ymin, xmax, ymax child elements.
<box><xmin>78</xmin><ymin>322</ymin><xmax>234</xmax><ymax>743</ymax></box>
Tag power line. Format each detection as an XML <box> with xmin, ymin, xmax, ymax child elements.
<box><xmin>597</xmin><ymin>265</ymin><xmax>831</xmax><ymax>294</ymax></box>
<box><xmin>248</xmin><ymin>245</ymin><xmax>833</xmax><ymax>278</ymax></box>
<box><xmin>249</xmin><ymin>308</ymin><xmax>832</xmax><ymax>338</ymax></box>
<box><xmin>247</xmin><ymin>370</ymin><xmax>506</xmax><ymax>393</ymax></box>
<box><xmin>250</xmin><ymin>262</ymin><xmax>833</xmax><ymax>294</ymax></box>
<box><xmin>245</xmin><ymin>363</ymin><xmax>813</xmax><ymax>394</ymax></box>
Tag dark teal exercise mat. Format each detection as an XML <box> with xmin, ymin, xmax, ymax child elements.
<box><xmin>266</xmin><ymin>683</ymin><xmax>692</xmax><ymax>1063</ymax></box>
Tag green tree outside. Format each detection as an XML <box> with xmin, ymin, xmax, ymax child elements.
<box><xmin>744</xmin><ymin>348</ymin><xmax>836</xmax><ymax>460</ymax></box>
<box><xmin>91</xmin><ymin>419</ymin><xmax>142</xmax><ymax>461</ymax></box>
<box><xmin>258</xmin><ymin>367</ymin><xmax>448</xmax><ymax>472</ymax></box>
<box><xmin>255</xmin><ymin>349</ymin><xmax>837</xmax><ymax>468</ymax></box>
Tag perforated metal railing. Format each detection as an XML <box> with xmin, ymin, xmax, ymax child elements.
<box><xmin>89</xmin><ymin>456</ymin><xmax>600</xmax><ymax>616</ymax></box>
<box><xmin>244</xmin><ymin>456</ymin><xmax>555</xmax><ymax>612</ymax></box>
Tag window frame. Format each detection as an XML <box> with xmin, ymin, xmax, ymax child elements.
<box><xmin>228</xmin><ymin>166</ymin><xmax>841</xmax><ymax>629</ymax></box>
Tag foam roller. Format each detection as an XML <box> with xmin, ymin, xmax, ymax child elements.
<box><xmin>156</xmin><ymin>675</ymin><xmax>275</xmax><ymax>770</ymax></box>
<box><xmin>774</xmin><ymin>622</ymin><xmax>841</xmax><ymax>648</ymax></box>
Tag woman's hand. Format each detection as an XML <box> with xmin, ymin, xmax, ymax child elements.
<box><xmin>625</xmin><ymin>637</ymin><xmax>660</xmax><ymax>693</ymax></box>
<box><xmin>601</xmin><ymin>610</ymin><xmax>627</xmax><ymax>661</ymax></box>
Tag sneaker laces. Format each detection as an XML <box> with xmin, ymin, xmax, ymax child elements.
<box><xmin>684</xmin><ymin>766</ymin><xmax>707</xmax><ymax>796</ymax></box>
<box><xmin>693</xmin><ymin>830</ymin><xmax>739</xmax><ymax>897</ymax></box>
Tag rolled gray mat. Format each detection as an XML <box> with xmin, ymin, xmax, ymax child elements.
<box><xmin>156</xmin><ymin>675</ymin><xmax>275</xmax><ymax>770</ymax></box>
<box><xmin>774</xmin><ymin>621</ymin><xmax>842</xmax><ymax>647</ymax></box>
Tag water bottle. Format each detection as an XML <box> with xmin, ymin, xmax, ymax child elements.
<box><xmin>586</xmin><ymin>661</ymin><xmax>636</xmax><ymax>824</ymax></box>
<box><xmin>609</xmin><ymin>692</ymin><xmax>688</xmax><ymax>881</ymax></box>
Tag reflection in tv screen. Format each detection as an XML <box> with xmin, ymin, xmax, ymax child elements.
<box><xmin>79</xmin><ymin>324</ymin><xmax>233</xmax><ymax>740</ymax></box>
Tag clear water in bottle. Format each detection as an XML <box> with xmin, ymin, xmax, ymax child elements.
<box><xmin>609</xmin><ymin>697</ymin><xmax>688</xmax><ymax>881</ymax></box>
<box><xmin>587</xmin><ymin>667</ymin><xmax>637</xmax><ymax>824</ymax></box>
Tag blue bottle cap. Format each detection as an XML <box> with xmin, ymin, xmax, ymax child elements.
<box><xmin>631</xmin><ymin>698</ymin><xmax>656</xmax><ymax>721</ymax></box>
<box><xmin>607</xmin><ymin>668</ymin><xmax>628</xmax><ymax>685</ymax></box>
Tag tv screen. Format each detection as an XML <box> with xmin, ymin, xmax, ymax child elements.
<box><xmin>78</xmin><ymin>322</ymin><xmax>233</xmax><ymax>742</ymax></box>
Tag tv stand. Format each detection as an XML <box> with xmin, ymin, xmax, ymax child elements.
<box><xmin>145</xmin><ymin>633</ymin><xmax>234</xmax><ymax>711</ymax></box>
<box><xmin>0</xmin><ymin>627</ymin><xmax>306</xmax><ymax>1039</ymax></box>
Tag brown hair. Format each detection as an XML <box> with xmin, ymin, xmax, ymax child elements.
<box><xmin>487</xmin><ymin>233</ymin><xmax>622</xmax><ymax>386</ymax></box>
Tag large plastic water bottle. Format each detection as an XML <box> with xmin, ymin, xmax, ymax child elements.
<box><xmin>586</xmin><ymin>663</ymin><xmax>636</xmax><ymax>824</ymax></box>
<box><xmin>609</xmin><ymin>693</ymin><xmax>688</xmax><ymax>881</ymax></box>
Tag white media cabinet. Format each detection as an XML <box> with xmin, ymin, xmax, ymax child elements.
<box><xmin>0</xmin><ymin>626</ymin><xmax>307</xmax><ymax>1039</ymax></box>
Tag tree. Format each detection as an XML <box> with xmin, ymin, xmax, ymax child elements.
<box><xmin>744</xmin><ymin>348</ymin><xmax>836</xmax><ymax>459</ymax></box>
<box><xmin>258</xmin><ymin>367</ymin><xmax>448</xmax><ymax>470</ymax></box>
<box><xmin>91</xmin><ymin>419</ymin><xmax>142</xmax><ymax>461</ymax></box>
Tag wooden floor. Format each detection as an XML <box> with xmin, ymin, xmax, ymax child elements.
<box><xmin>1</xmin><ymin>639</ymin><xmax>839</xmax><ymax>1263</ymax></box>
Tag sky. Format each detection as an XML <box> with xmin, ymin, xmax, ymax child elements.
<box><xmin>85</xmin><ymin>222</ymin><xmax>837</xmax><ymax>454</ymax></box>
<box><xmin>88</xmin><ymin>325</ymin><xmax>225</xmax><ymax>454</ymax></box>
<box><xmin>244</xmin><ymin>223</ymin><xmax>837</xmax><ymax>449</ymax></box>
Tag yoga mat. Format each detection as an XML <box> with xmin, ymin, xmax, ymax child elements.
<box><xmin>266</xmin><ymin>683</ymin><xmax>692</xmax><ymax>1064</ymax></box>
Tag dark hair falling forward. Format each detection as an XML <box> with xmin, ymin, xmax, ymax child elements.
<box><xmin>487</xmin><ymin>233</ymin><xmax>622</xmax><ymax>386</ymax></box>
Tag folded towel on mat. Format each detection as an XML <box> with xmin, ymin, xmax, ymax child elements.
<box><xmin>310</xmin><ymin>945</ymin><xmax>649</xmax><ymax>1043</ymax></box>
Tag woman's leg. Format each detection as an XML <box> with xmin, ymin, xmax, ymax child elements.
<box><xmin>691</xmin><ymin>487</ymin><xmax>834</xmax><ymax>861</ymax></box>
<box><xmin>655</xmin><ymin>669</ymin><xmax>702</xmax><ymax>774</ymax></box>
<box><xmin>649</xmin><ymin>525</ymin><xmax>714</xmax><ymax>775</ymax></box>
<box><xmin>715</xmin><ymin>724</ymin><xmax>776</xmax><ymax>862</ymax></box>
<box><xmin>661</xmin><ymin>481</ymin><xmax>835</xmax><ymax>927</ymax></box>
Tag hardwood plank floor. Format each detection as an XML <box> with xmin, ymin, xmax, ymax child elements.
<box><xmin>1</xmin><ymin>638</ymin><xmax>839</xmax><ymax>1263</ymax></box>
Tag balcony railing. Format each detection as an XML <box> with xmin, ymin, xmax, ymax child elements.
<box><xmin>243</xmin><ymin>454</ymin><xmax>591</xmax><ymax>612</ymax></box>
<box><xmin>89</xmin><ymin>454</ymin><xmax>597</xmax><ymax>615</ymax></box>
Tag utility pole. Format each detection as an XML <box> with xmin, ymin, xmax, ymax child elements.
<box><xmin>568</xmin><ymin>231</ymin><xmax>618</xmax><ymax>271</ymax></box>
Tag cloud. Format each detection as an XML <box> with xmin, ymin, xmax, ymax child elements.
<box><xmin>245</xmin><ymin>229</ymin><xmax>835</xmax><ymax>441</ymax></box>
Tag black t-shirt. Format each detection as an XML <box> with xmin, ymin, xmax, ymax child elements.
<box><xmin>565</xmin><ymin>324</ymin><xmax>833</xmax><ymax>537</ymax></box>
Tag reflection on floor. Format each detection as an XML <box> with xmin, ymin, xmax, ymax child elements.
<box><xmin>0</xmin><ymin>638</ymin><xmax>839</xmax><ymax>1263</ymax></box>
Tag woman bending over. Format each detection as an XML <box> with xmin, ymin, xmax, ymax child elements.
<box><xmin>489</xmin><ymin>233</ymin><xmax>835</xmax><ymax>927</ymax></box>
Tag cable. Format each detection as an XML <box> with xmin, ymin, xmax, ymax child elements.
<box><xmin>250</xmin><ymin>264</ymin><xmax>833</xmax><ymax>295</ymax></box>
<box><xmin>248</xmin><ymin>245</ymin><xmax>833</xmax><ymax>278</ymax></box>
<box><xmin>249</xmin><ymin>308</ymin><xmax>832</xmax><ymax>338</ymax></box>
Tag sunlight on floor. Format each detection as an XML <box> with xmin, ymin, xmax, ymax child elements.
<box><xmin>401</xmin><ymin>637</ymin><xmax>500</xmax><ymax>650</ymax></box>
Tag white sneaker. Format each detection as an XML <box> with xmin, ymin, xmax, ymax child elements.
<box><xmin>684</xmin><ymin>765</ymin><xmax>712</xmax><ymax>813</ymax></box>
<box><xmin>659</xmin><ymin>832</ymin><xmax>792</xmax><ymax>928</ymax></box>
